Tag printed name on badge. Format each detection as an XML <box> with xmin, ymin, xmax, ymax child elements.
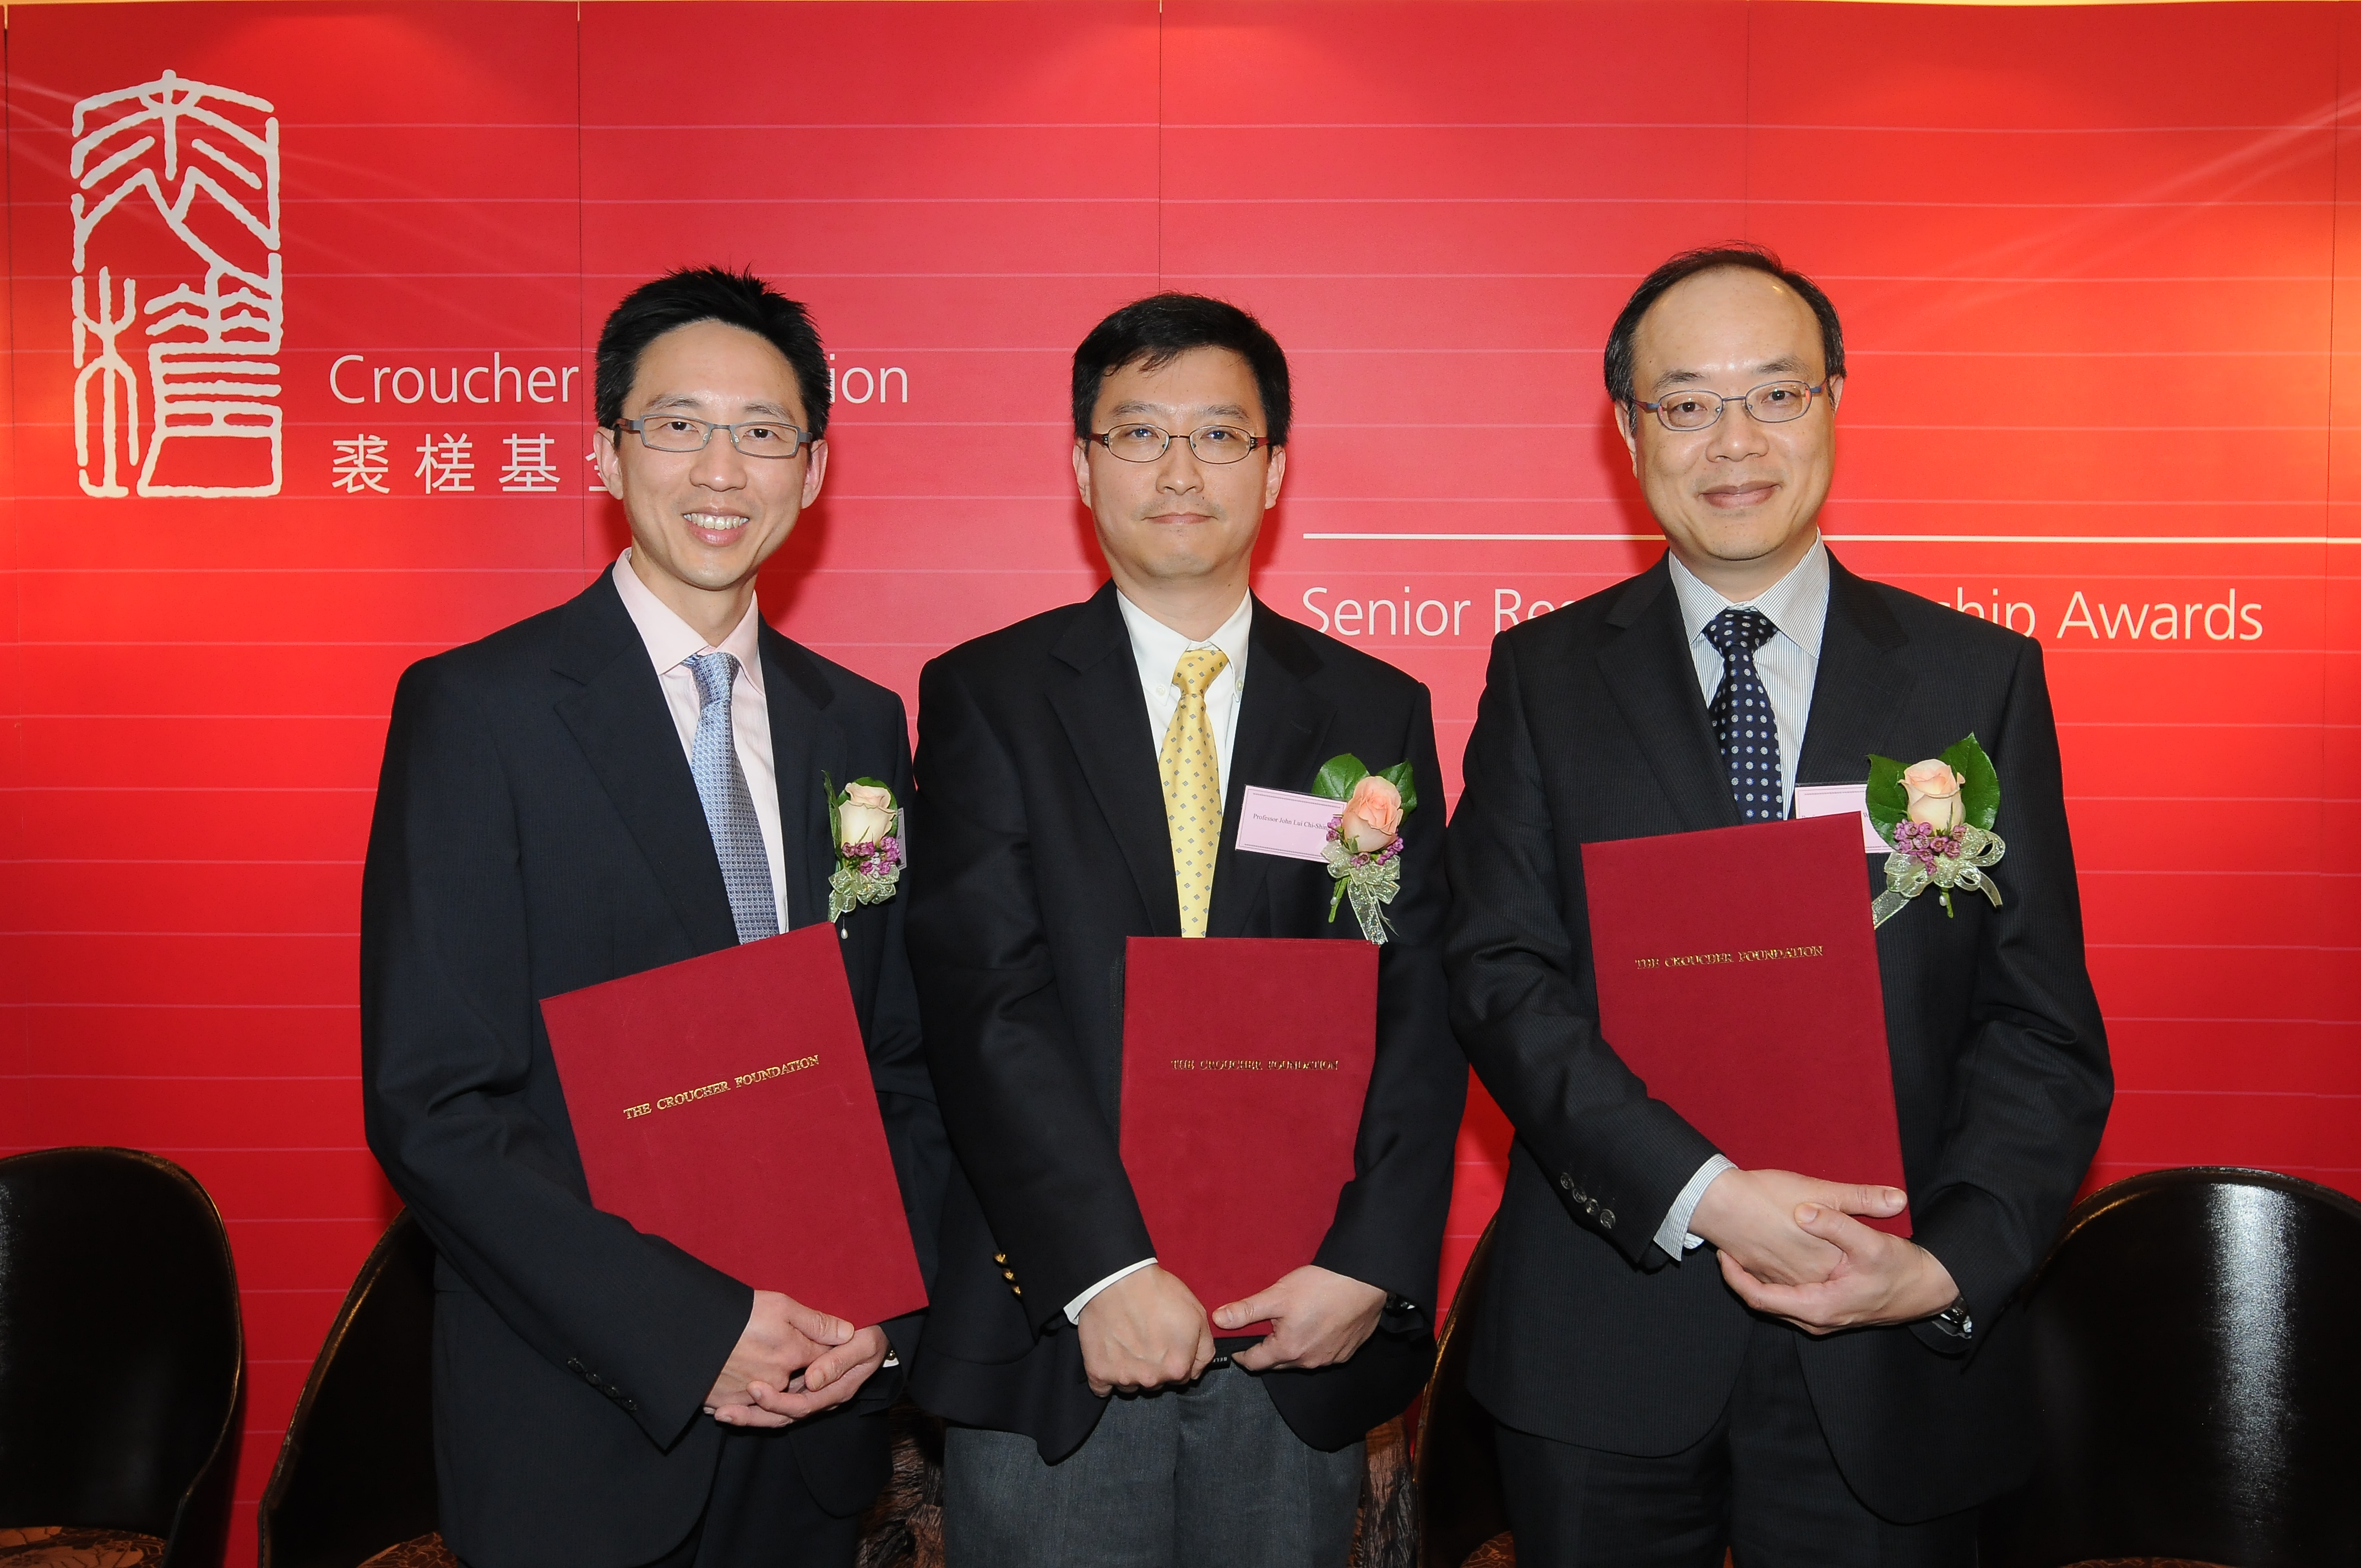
<box><xmin>1792</xmin><ymin>783</ymin><xmax>1887</xmax><ymax>852</ymax></box>
<box><xmin>1234</xmin><ymin>786</ymin><xmax>1338</xmax><ymax>862</ymax></box>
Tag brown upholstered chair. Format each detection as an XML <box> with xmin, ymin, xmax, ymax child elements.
<box><xmin>0</xmin><ymin>1147</ymin><xmax>243</xmax><ymax>1567</ymax></box>
<box><xmin>1980</xmin><ymin>1166</ymin><xmax>2361</xmax><ymax>1568</ymax></box>
<box><xmin>1412</xmin><ymin>1217</ymin><xmax>1510</xmax><ymax>1568</ymax></box>
<box><xmin>260</xmin><ymin>1209</ymin><xmax>447</xmax><ymax>1568</ymax></box>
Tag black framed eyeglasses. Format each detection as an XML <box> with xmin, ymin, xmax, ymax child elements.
<box><xmin>620</xmin><ymin>415</ymin><xmax>817</xmax><ymax>459</ymax></box>
<box><xmin>1086</xmin><ymin>423</ymin><xmax>1275</xmax><ymax>465</ymax></box>
<box><xmin>1633</xmin><ymin>379</ymin><xmax>1828</xmax><ymax>433</ymax></box>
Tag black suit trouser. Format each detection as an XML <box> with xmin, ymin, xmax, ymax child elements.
<box><xmin>1492</xmin><ymin>1318</ymin><xmax>1976</xmax><ymax>1568</ymax></box>
<box><xmin>463</xmin><ymin>1422</ymin><xmax>866</xmax><ymax>1568</ymax></box>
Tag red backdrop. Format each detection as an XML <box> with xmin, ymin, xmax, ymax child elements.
<box><xmin>4</xmin><ymin>2</ymin><xmax>2355</xmax><ymax>1555</ymax></box>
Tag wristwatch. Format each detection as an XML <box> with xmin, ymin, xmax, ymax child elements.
<box><xmin>1929</xmin><ymin>1293</ymin><xmax>1974</xmax><ymax>1340</ymax></box>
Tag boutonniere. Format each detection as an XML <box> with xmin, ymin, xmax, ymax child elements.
<box><xmin>1310</xmin><ymin>753</ymin><xmax>1418</xmax><ymax>945</ymax></box>
<box><xmin>824</xmin><ymin>774</ymin><xmax>904</xmax><ymax>922</ymax></box>
<box><xmin>1864</xmin><ymin>736</ymin><xmax>2005</xmax><ymax>928</ymax></box>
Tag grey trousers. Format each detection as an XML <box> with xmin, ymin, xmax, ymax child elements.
<box><xmin>940</xmin><ymin>1363</ymin><xmax>1365</xmax><ymax>1568</ymax></box>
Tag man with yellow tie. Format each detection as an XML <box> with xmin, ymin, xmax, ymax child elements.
<box><xmin>906</xmin><ymin>294</ymin><xmax>1465</xmax><ymax>1566</ymax></box>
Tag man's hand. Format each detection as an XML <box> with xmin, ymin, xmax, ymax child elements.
<box><xmin>1077</xmin><ymin>1264</ymin><xmax>1216</xmax><ymax>1397</ymax></box>
<box><xmin>1214</xmin><ymin>1265</ymin><xmax>1387</xmax><ymax>1373</ymax></box>
<box><xmin>728</xmin><ymin>1325</ymin><xmax>893</xmax><ymax>1425</ymax></box>
<box><xmin>703</xmin><ymin>1291</ymin><xmax>853</xmax><ymax>1429</ymax></box>
<box><xmin>1689</xmin><ymin>1168</ymin><xmax>1908</xmax><ymax>1286</ymax></box>
<box><xmin>1720</xmin><ymin>1203</ymin><xmax>1961</xmax><ymax>1335</ymax></box>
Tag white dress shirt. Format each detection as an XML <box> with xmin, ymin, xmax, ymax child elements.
<box><xmin>1652</xmin><ymin>540</ymin><xmax>1832</xmax><ymax>1261</ymax></box>
<box><xmin>611</xmin><ymin>552</ymin><xmax>791</xmax><ymax>928</ymax></box>
<box><xmin>1064</xmin><ymin>588</ymin><xmax>1255</xmax><ymax>1325</ymax></box>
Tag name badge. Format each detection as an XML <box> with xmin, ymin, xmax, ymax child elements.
<box><xmin>1233</xmin><ymin>786</ymin><xmax>1336</xmax><ymax>863</ymax></box>
<box><xmin>1793</xmin><ymin>782</ymin><xmax>1886</xmax><ymax>853</ymax></box>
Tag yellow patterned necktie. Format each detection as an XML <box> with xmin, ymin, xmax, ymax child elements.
<box><xmin>1158</xmin><ymin>647</ymin><xmax>1230</xmax><ymax>938</ymax></box>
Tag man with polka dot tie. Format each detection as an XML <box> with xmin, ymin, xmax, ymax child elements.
<box><xmin>1445</xmin><ymin>247</ymin><xmax>2110</xmax><ymax>1567</ymax></box>
<box><xmin>906</xmin><ymin>295</ymin><xmax>1465</xmax><ymax>1566</ymax></box>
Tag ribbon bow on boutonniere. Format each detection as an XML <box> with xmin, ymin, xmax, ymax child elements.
<box><xmin>1864</xmin><ymin>736</ymin><xmax>2006</xmax><ymax>928</ymax></box>
<box><xmin>824</xmin><ymin>774</ymin><xmax>904</xmax><ymax>923</ymax></box>
<box><xmin>1310</xmin><ymin>753</ymin><xmax>1418</xmax><ymax>945</ymax></box>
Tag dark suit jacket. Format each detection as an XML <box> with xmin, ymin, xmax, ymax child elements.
<box><xmin>904</xmin><ymin>584</ymin><xmax>1466</xmax><ymax>1461</ymax></box>
<box><xmin>360</xmin><ymin>573</ymin><xmax>949</xmax><ymax>1568</ymax></box>
<box><xmin>1443</xmin><ymin>552</ymin><xmax>2111</xmax><ymax>1523</ymax></box>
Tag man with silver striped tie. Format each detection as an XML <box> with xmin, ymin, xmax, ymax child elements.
<box><xmin>361</xmin><ymin>267</ymin><xmax>945</xmax><ymax>1568</ymax></box>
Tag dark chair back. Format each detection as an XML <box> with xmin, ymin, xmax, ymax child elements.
<box><xmin>1982</xmin><ymin>1166</ymin><xmax>2361</xmax><ymax>1568</ymax></box>
<box><xmin>0</xmin><ymin>1147</ymin><xmax>242</xmax><ymax>1561</ymax></box>
<box><xmin>259</xmin><ymin>1209</ymin><xmax>440</xmax><ymax>1568</ymax></box>
<box><xmin>1413</xmin><ymin>1218</ymin><xmax>1510</xmax><ymax>1568</ymax></box>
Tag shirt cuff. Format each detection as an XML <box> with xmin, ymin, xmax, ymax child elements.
<box><xmin>1064</xmin><ymin>1257</ymin><xmax>1158</xmax><ymax>1325</ymax></box>
<box><xmin>1654</xmin><ymin>1155</ymin><xmax>1736</xmax><ymax>1262</ymax></box>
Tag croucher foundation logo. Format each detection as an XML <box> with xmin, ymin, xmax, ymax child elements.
<box><xmin>70</xmin><ymin>70</ymin><xmax>284</xmax><ymax>498</ymax></box>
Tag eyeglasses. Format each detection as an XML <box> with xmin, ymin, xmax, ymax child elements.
<box><xmin>1632</xmin><ymin>379</ymin><xmax>1828</xmax><ymax>433</ymax></box>
<box><xmin>619</xmin><ymin>416</ymin><xmax>817</xmax><ymax>459</ymax></box>
<box><xmin>1086</xmin><ymin>423</ymin><xmax>1275</xmax><ymax>465</ymax></box>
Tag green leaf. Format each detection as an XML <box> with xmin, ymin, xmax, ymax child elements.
<box><xmin>1943</xmin><ymin>734</ymin><xmax>2001</xmax><ymax>832</ymax></box>
<box><xmin>1312</xmin><ymin>754</ymin><xmax>1369</xmax><ymax>802</ymax></box>
<box><xmin>1377</xmin><ymin>760</ymin><xmax>1419</xmax><ymax>815</ymax></box>
<box><xmin>1864</xmin><ymin>754</ymin><xmax>1908</xmax><ymax>847</ymax></box>
<box><xmin>822</xmin><ymin>771</ymin><xmax>842</xmax><ymax>848</ymax></box>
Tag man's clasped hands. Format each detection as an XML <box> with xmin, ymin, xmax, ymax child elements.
<box><xmin>702</xmin><ymin>1167</ymin><xmax>1955</xmax><ymax>1425</ymax></box>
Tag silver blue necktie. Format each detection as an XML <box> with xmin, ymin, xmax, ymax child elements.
<box><xmin>684</xmin><ymin>651</ymin><xmax>779</xmax><ymax>943</ymax></box>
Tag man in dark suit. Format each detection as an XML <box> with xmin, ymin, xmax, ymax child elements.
<box><xmin>361</xmin><ymin>267</ymin><xmax>946</xmax><ymax>1568</ymax></box>
<box><xmin>1444</xmin><ymin>247</ymin><xmax>2112</xmax><ymax>1566</ymax></box>
<box><xmin>905</xmin><ymin>294</ymin><xmax>1466</xmax><ymax>1566</ymax></box>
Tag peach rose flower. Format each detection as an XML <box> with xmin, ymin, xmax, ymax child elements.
<box><xmin>1901</xmin><ymin>759</ymin><xmax>1966</xmax><ymax>831</ymax></box>
<box><xmin>837</xmin><ymin>782</ymin><xmax>895</xmax><ymax>850</ymax></box>
<box><xmin>1337</xmin><ymin>775</ymin><xmax>1405</xmax><ymax>854</ymax></box>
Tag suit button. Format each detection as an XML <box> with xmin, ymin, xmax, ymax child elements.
<box><xmin>993</xmin><ymin>1253</ymin><xmax>1008</xmax><ymax>1265</ymax></box>
<box><xmin>1559</xmin><ymin>1174</ymin><xmax>1574</xmax><ymax>1192</ymax></box>
<box><xmin>566</xmin><ymin>1358</ymin><xmax>587</xmax><ymax>1375</ymax></box>
<box><xmin>621</xmin><ymin>1398</ymin><xmax>639</xmax><ymax>1413</ymax></box>
<box><xmin>1584</xmin><ymin>1200</ymin><xmax>1598</xmax><ymax>1216</ymax></box>
<box><xmin>1600</xmin><ymin>1209</ymin><xmax>1615</xmax><ymax>1230</ymax></box>
<box><xmin>1011</xmin><ymin>1284</ymin><xmax>1023</xmax><ymax>1297</ymax></box>
<box><xmin>1002</xmin><ymin>1269</ymin><xmax>1016</xmax><ymax>1282</ymax></box>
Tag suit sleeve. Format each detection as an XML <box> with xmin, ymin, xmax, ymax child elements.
<box><xmin>907</xmin><ymin>657</ymin><xmax>1155</xmax><ymax>1331</ymax></box>
<box><xmin>1905</xmin><ymin>638</ymin><xmax>2112</xmax><ymax>1337</ymax></box>
<box><xmin>862</xmin><ymin>692</ymin><xmax>951</xmax><ymax>1397</ymax></box>
<box><xmin>1311</xmin><ymin>683</ymin><xmax>1467</xmax><ymax>1322</ymax></box>
<box><xmin>361</xmin><ymin>659</ymin><xmax>749</xmax><ymax>1449</ymax></box>
<box><xmin>1443</xmin><ymin>635</ymin><xmax>1723</xmax><ymax>1270</ymax></box>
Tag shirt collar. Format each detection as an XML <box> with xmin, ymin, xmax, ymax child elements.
<box><xmin>1667</xmin><ymin>536</ymin><xmax>1830</xmax><ymax>660</ymax></box>
<box><xmin>611</xmin><ymin>551</ymin><xmax>767</xmax><ymax>694</ymax></box>
<box><xmin>1115</xmin><ymin>587</ymin><xmax>1253</xmax><ymax>692</ymax></box>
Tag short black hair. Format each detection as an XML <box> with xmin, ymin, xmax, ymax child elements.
<box><xmin>595</xmin><ymin>266</ymin><xmax>832</xmax><ymax>436</ymax></box>
<box><xmin>1071</xmin><ymin>293</ymin><xmax>1292</xmax><ymax>447</ymax></box>
<box><xmin>1603</xmin><ymin>244</ymin><xmax>1846</xmax><ymax>409</ymax></box>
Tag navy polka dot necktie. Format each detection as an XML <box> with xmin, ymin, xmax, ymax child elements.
<box><xmin>1705</xmin><ymin>607</ymin><xmax>1784</xmax><ymax>823</ymax></box>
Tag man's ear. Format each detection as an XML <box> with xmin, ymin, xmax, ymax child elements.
<box><xmin>1614</xmin><ymin>401</ymin><xmax>1641</xmax><ymax>477</ymax></box>
<box><xmin>1263</xmin><ymin>444</ymin><xmax>1287</xmax><ymax>509</ymax></box>
<box><xmin>1071</xmin><ymin>438</ymin><xmax>1094</xmax><ymax>507</ymax></box>
<box><xmin>594</xmin><ymin>424</ymin><xmax>624</xmax><ymax>500</ymax></box>
<box><xmin>1826</xmin><ymin>375</ymin><xmax>1845</xmax><ymax>412</ymax></box>
<box><xmin>801</xmin><ymin>438</ymin><xmax>829</xmax><ymax>507</ymax></box>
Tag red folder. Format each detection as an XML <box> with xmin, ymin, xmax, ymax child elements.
<box><xmin>1119</xmin><ymin>937</ymin><xmax>1379</xmax><ymax>1333</ymax></box>
<box><xmin>540</xmin><ymin>923</ymin><xmax>927</xmax><ymax>1327</ymax></box>
<box><xmin>1581</xmin><ymin>814</ymin><xmax>1911</xmax><ymax>1236</ymax></box>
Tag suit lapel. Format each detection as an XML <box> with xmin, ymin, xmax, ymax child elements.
<box><xmin>760</xmin><ymin>625</ymin><xmax>841</xmax><ymax>932</ymax></box>
<box><xmin>1595</xmin><ymin>559</ymin><xmax>1739</xmax><ymax>831</ymax></box>
<box><xmin>1045</xmin><ymin>584</ymin><xmax>1183</xmax><ymax>937</ymax></box>
<box><xmin>551</xmin><ymin>575</ymin><xmax>738</xmax><ymax>955</ymax></box>
<box><xmin>1207</xmin><ymin>603</ymin><xmax>1336</xmax><ymax>939</ymax></box>
<box><xmin>1794</xmin><ymin>553</ymin><xmax>1914</xmax><ymax>787</ymax></box>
